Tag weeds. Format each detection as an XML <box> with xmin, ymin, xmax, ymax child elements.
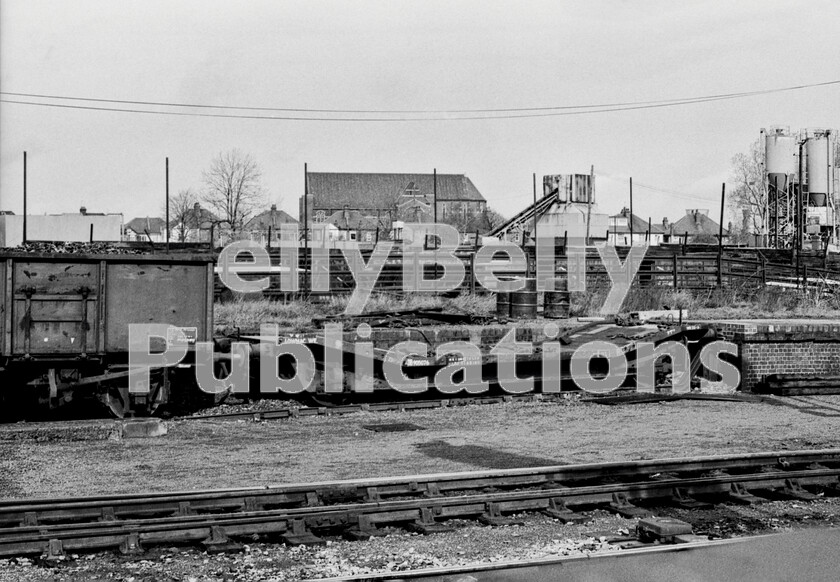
<box><xmin>216</xmin><ymin>282</ymin><xmax>840</xmax><ymax>332</ymax></box>
<box><xmin>215</xmin><ymin>293</ymin><xmax>496</xmax><ymax>332</ymax></box>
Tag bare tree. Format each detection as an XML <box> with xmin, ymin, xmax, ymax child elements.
<box><xmin>729</xmin><ymin>139</ymin><xmax>767</xmax><ymax>237</ymax></box>
<box><xmin>202</xmin><ymin>149</ymin><xmax>266</xmax><ymax>233</ymax></box>
<box><xmin>483</xmin><ymin>207</ymin><xmax>507</xmax><ymax>231</ymax></box>
<box><xmin>164</xmin><ymin>188</ymin><xmax>198</xmax><ymax>242</ymax></box>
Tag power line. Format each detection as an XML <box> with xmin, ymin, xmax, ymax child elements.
<box><xmin>1</xmin><ymin>80</ymin><xmax>838</xmax><ymax>122</ymax></box>
<box><xmin>3</xmin><ymin>80</ymin><xmax>838</xmax><ymax>114</ymax></box>
<box><xmin>596</xmin><ymin>173</ymin><xmax>719</xmax><ymax>203</ymax></box>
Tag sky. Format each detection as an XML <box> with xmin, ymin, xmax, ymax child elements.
<box><xmin>1</xmin><ymin>0</ymin><xmax>838</xmax><ymax>227</ymax></box>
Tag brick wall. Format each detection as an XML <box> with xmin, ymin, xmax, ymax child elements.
<box><xmin>711</xmin><ymin>320</ymin><xmax>840</xmax><ymax>391</ymax></box>
<box><xmin>739</xmin><ymin>342</ymin><xmax>840</xmax><ymax>391</ymax></box>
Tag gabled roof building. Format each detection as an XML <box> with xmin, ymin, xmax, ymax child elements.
<box><xmin>300</xmin><ymin>172</ymin><xmax>488</xmax><ymax>236</ymax></box>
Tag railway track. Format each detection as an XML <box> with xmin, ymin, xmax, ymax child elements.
<box><xmin>1</xmin><ymin>449</ymin><xmax>838</xmax><ymax>559</ymax></box>
<box><xmin>182</xmin><ymin>393</ymin><xmax>566</xmax><ymax>422</ymax></box>
<box><xmin>181</xmin><ymin>392</ymin><xmax>756</xmax><ymax>423</ymax></box>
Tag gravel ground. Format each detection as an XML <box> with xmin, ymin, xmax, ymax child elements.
<box><xmin>3</xmin><ymin>395</ymin><xmax>840</xmax><ymax>497</ymax></box>
<box><xmin>2</xmin><ymin>395</ymin><xmax>840</xmax><ymax>580</ymax></box>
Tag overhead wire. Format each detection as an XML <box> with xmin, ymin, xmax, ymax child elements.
<box><xmin>1</xmin><ymin>80</ymin><xmax>837</xmax><ymax>122</ymax></box>
<box><xmin>3</xmin><ymin>80</ymin><xmax>838</xmax><ymax>114</ymax></box>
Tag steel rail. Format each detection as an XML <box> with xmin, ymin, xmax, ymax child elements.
<box><xmin>1</xmin><ymin>449</ymin><xmax>838</xmax><ymax>528</ymax></box>
<box><xmin>182</xmin><ymin>393</ymin><xmax>558</xmax><ymax>422</ymax></box>
<box><xmin>0</xmin><ymin>451</ymin><xmax>838</xmax><ymax>557</ymax></box>
<box><xmin>0</xmin><ymin>466</ymin><xmax>837</xmax><ymax>557</ymax></box>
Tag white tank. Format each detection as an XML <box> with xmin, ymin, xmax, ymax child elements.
<box><xmin>806</xmin><ymin>136</ymin><xmax>830</xmax><ymax>195</ymax></box>
<box><xmin>765</xmin><ymin>131</ymin><xmax>797</xmax><ymax>187</ymax></box>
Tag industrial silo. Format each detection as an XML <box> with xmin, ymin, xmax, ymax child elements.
<box><xmin>764</xmin><ymin>128</ymin><xmax>797</xmax><ymax>190</ymax></box>
<box><xmin>806</xmin><ymin>133</ymin><xmax>831</xmax><ymax>206</ymax></box>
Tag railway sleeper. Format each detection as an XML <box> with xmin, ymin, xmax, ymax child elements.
<box><xmin>119</xmin><ymin>532</ymin><xmax>144</xmax><ymax>556</ymax></box>
<box><xmin>344</xmin><ymin>515</ymin><xmax>386</xmax><ymax>541</ymax></box>
<box><xmin>478</xmin><ymin>502</ymin><xmax>525</xmax><ymax>527</ymax></box>
<box><xmin>280</xmin><ymin>519</ymin><xmax>325</xmax><ymax>547</ymax></box>
<box><xmin>727</xmin><ymin>482</ymin><xmax>764</xmax><ymax>505</ymax></box>
<box><xmin>608</xmin><ymin>492</ymin><xmax>653</xmax><ymax>518</ymax></box>
<box><xmin>670</xmin><ymin>488</ymin><xmax>713</xmax><ymax>510</ymax></box>
<box><xmin>405</xmin><ymin>507</ymin><xmax>454</xmax><ymax>535</ymax></box>
<box><xmin>41</xmin><ymin>539</ymin><xmax>65</xmax><ymax>563</ymax></box>
<box><xmin>202</xmin><ymin>526</ymin><xmax>243</xmax><ymax>553</ymax></box>
<box><xmin>541</xmin><ymin>498</ymin><xmax>589</xmax><ymax>524</ymax></box>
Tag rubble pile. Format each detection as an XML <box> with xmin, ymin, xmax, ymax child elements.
<box><xmin>0</xmin><ymin>241</ymin><xmax>148</xmax><ymax>255</ymax></box>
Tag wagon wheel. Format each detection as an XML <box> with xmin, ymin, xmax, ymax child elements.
<box><xmin>103</xmin><ymin>385</ymin><xmax>131</xmax><ymax>419</ymax></box>
<box><xmin>100</xmin><ymin>370</ymin><xmax>167</xmax><ymax>418</ymax></box>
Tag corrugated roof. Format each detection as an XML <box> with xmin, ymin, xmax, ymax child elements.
<box><xmin>307</xmin><ymin>172</ymin><xmax>486</xmax><ymax>209</ymax></box>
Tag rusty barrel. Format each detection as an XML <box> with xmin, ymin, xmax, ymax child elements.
<box><xmin>510</xmin><ymin>277</ymin><xmax>538</xmax><ymax>319</ymax></box>
<box><xmin>544</xmin><ymin>291</ymin><xmax>571</xmax><ymax>319</ymax></box>
<box><xmin>495</xmin><ymin>276</ymin><xmax>519</xmax><ymax>319</ymax></box>
<box><xmin>543</xmin><ymin>277</ymin><xmax>570</xmax><ymax>319</ymax></box>
<box><xmin>496</xmin><ymin>291</ymin><xmax>511</xmax><ymax>318</ymax></box>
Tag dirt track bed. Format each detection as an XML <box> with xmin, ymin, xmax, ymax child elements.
<box><xmin>2</xmin><ymin>396</ymin><xmax>840</xmax><ymax>580</ymax></box>
<box><xmin>3</xmin><ymin>395</ymin><xmax>840</xmax><ymax>498</ymax></box>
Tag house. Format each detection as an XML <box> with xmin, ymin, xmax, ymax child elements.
<box><xmin>670</xmin><ymin>209</ymin><xmax>728</xmax><ymax>244</ymax></box>
<box><xmin>300</xmin><ymin>172</ymin><xmax>488</xmax><ymax>238</ymax></box>
<box><xmin>324</xmin><ymin>207</ymin><xmax>382</xmax><ymax>243</ymax></box>
<box><xmin>608</xmin><ymin>208</ymin><xmax>667</xmax><ymax>246</ymax></box>
<box><xmin>124</xmin><ymin>217</ymin><xmax>167</xmax><ymax>243</ymax></box>
<box><xmin>244</xmin><ymin>204</ymin><xmax>299</xmax><ymax>246</ymax></box>
<box><xmin>169</xmin><ymin>202</ymin><xmax>218</xmax><ymax>243</ymax></box>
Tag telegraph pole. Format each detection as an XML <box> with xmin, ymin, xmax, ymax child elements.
<box><xmin>23</xmin><ymin>152</ymin><xmax>27</xmax><ymax>244</ymax></box>
<box><xmin>165</xmin><ymin>157</ymin><xmax>170</xmax><ymax>253</ymax></box>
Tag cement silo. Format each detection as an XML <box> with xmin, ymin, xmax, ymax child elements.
<box><xmin>806</xmin><ymin>133</ymin><xmax>831</xmax><ymax>206</ymax></box>
<box><xmin>764</xmin><ymin>127</ymin><xmax>797</xmax><ymax>189</ymax></box>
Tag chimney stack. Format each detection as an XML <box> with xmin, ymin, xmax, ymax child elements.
<box><xmin>80</xmin><ymin>206</ymin><xmax>87</xmax><ymax>215</ymax></box>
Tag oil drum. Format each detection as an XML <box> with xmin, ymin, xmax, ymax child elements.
<box><xmin>496</xmin><ymin>291</ymin><xmax>511</xmax><ymax>318</ymax></box>
<box><xmin>510</xmin><ymin>277</ymin><xmax>537</xmax><ymax>319</ymax></box>
<box><xmin>544</xmin><ymin>290</ymin><xmax>571</xmax><ymax>319</ymax></box>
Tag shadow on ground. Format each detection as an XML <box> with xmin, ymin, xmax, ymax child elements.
<box><xmin>414</xmin><ymin>439</ymin><xmax>564</xmax><ymax>470</ymax></box>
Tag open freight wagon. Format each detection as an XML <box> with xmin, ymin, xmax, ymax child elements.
<box><xmin>0</xmin><ymin>251</ymin><xmax>216</xmax><ymax>417</ymax></box>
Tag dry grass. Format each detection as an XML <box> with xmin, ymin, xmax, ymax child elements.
<box><xmin>216</xmin><ymin>282</ymin><xmax>840</xmax><ymax>332</ymax></box>
<box><xmin>571</xmin><ymin>283</ymin><xmax>840</xmax><ymax>319</ymax></box>
<box><xmin>215</xmin><ymin>293</ymin><xmax>496</xmax><ymax>332</ymax></box>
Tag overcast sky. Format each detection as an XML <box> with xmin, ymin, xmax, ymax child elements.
<box><xmin>1</xmin><ymin>0</ymin><xmax>838</xmax><ymax>227</ymax></box>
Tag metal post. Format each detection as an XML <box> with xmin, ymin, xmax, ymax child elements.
<box><xmin>532</xmin><ymin>172</ymin><xmax>537</xmax><ymax>277</ymax></box>
<box><xmin>165</xmin><ymin>157</ymin><xmax>170</xmax><ymax>253</ymax></box>
<box><xmin>22</xmin><ymin>151</ymin><xmax>27</xmax><ymax>244</ymax></box>
<box><xmin>798</xmin><ymin>139</ymin><xmax>805</xmax><ymax>256</ymax></box>
<box><xmin>304</xmin><ymin>163</ymin><xmax>309</xmax><ymax>295</ymax></box>
<box><xmin>672</xmin><ymin>254</ymin><xmax>678</xmax><ymax>289</ymax></box>
<box><xmin>717</xmin><ymin>183</ymin><xmax>725</xmax><ymax>286</ymax></box>
<box><xmin>532</xmin><ymin>173</ymin><xmax>537</xmax><ymax>242</ymax></box>
<box><xmin>89</xmin><ymin>224</ymin><xmax>94</xmax><ymax>243</ymax></box>
<box><xmin>586</xmin><ymin>165</ymin><xmax>593</xmax><ymax>245</ymax></box>
<box><xmin>773</xmin><ymin>175</ymin><xmax>779</xmax><ymax>248</ymax></box>
<box><xmin>629</xmin><ymin>177</ymin><xmax>634</xmax><ymax>243</ymax></box>
<box><xmin>433</xmin><ymin>168</ymin><xmax>438</xmax><ymax>288</ymax></box>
